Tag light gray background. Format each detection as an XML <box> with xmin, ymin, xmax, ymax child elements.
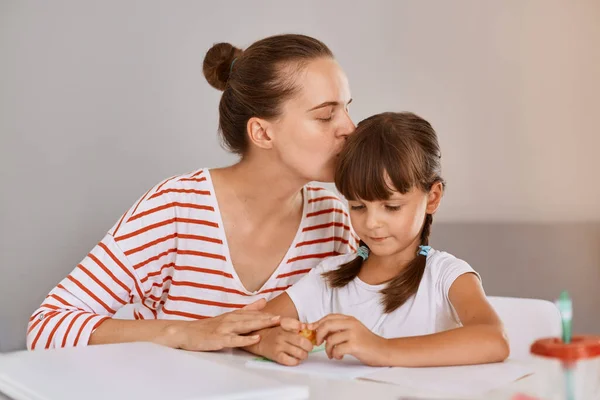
<box><xmin>1</xmin><ymin>0</ymin><xmax>599</xmax><ymax>352</ymax></box>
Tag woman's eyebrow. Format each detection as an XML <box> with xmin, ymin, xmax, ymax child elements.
<box><xmin>306</xmin><ymin>98</ymin><xmax>352</xmax><ymax>112</ymax></box>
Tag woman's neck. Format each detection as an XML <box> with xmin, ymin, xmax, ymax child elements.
<box><xmin>212</xmin><ymin>155</ymin><xmax>308</xmax><ymax>222</ymax></box>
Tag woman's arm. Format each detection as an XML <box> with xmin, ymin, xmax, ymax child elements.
<box><xmin>90</xmin><ymin>299</ymin><xmax>281</xmax><ymax>350</ymax></box>
<box><xmin>27</xmin><ymin>175</ymin><xmax>281</xmax><ymax>351</ymax></box>
<box><xmin>27</xmin><ymin>233</ymin><xmax>144</xmax><ymax>350</ymax></box>
<box><xmin>27</xmin><ymin>231</ymin><xmax>281</xmax><ymax>350</ymax></box>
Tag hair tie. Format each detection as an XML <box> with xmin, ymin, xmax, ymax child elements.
<box><xmin>229</xmin><ymin>58</ymin><xmax>238</xmax><ymax>74</ymax></box>
<box><xmin>418</xmin><ymin>245</ymin><xmax>431</xmax><ymax>257</ymax></box>
<box><xmin>357</xmin><ymin>245</ymin><xmax>369</xmax><ymax>260</ymax></box>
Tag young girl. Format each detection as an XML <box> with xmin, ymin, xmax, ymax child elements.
<box><xmin>246</xmin><ymin>112</ymin><xmax>509</xmax><ymax>367</ymax></box>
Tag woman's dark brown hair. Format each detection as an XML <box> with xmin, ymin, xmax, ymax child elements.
<box><xmin>324</xmin><ymin>112</ymin><xmax>445</xmax><ymax>313</ymax></box>
<box><xmin>202</xmin><ymin>34</ymin><xmax>333</xmax><ymax>155</ymax></box>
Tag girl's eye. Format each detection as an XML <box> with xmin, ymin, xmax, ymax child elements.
<box><xmin>385</xmin><ymin>205</ymin><xmax>401</xmax><ymax>211</ymax></box>
<box><xmin>350</xmin><ymin>205</ymin><xmax>365</xmax><ymax>211</ymax></box>
<box><xmin>317</xmin><ymin>116</ymin><xmax>333</xmax><ymax>122</ymax></box>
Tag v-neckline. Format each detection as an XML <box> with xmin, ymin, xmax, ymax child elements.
<box><xmin>205</xmin><ymin>169</ymin><xmax>308</xmax><ymax>295</ymax></box>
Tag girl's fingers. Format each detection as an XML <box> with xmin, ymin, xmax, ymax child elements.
<box><xmin>286</xmin><ymin>331</ymin><xmax>314</xmax><ymax>353</ymax></box>
<box><xmin>331</xmin><ymin>342</ymin><xmax>353</xmax><ymax>360</ymax></box>
<box><xmin>324</xmin><ymin>330</ymin><xmax>351</xmax><ymax>358</ymax></box>
<box><xmin>280</xmin><ymin>317</ymin><xmax>302</xmax><ymax>332</ymax></box>
<box><xmin>308</xmin><ymin>314</ymin><xmax>347</xmax><ymax>330</ymax></box>
<box><xmin>315</xmin><ymin>319</ymin><xmax>352</xmax><ymax>345</ymax></box>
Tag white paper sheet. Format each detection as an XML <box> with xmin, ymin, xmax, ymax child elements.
<box><xmin>365</xmin><ymin>359</ymin><xmax>534</xmax><ymax>397</ymax></box>
<box><xmin>0</xmin><ymin>342</ymin><xmax>309</xmax><ymax>400</ymax></box>
<box><xmin>245</xmin><ymin>346</ymin><xmax>388</xmax><ymax>380</ymax></box>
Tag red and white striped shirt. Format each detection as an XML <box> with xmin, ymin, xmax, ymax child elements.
<box><xmin>27</xmin><ymin>168</ymin><xmax>358</xmax><ymax>350</ymax></box>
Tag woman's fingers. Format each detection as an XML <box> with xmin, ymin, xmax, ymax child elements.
<box><xmin>222</xmin><ymin>333</ymin><xmax>262</xmax><ymax>349</ymax></box>
<box><xmin>226</xmin><ymin>309</ymin><xmax>278</xmax><ymax>321</ymax></box>
<box><xmin>225</xmin><ymin>314</ymin><xmax>281</xmax><ymax>334</ymax></box>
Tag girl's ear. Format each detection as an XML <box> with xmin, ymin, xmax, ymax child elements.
<box><xmin>426</xmin><ymin>181</ymin><xmax>444</xmax><ymax>214</ymax></box>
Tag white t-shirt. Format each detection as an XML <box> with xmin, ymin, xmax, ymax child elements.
<box><xmin>286</xmin><ymin>249</ymin><xmax>480</xmax><ymax>338</ymax></box>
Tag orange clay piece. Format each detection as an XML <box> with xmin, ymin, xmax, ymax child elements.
<box><xmin>299</xmin><ymin>328</ymin><xmax>317</xmax><ymax>345</ymax></box>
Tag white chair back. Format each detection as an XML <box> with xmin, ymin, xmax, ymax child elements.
<box><xmin>488</xmin><ymin>296</ymin><xmax>562</xmax><ymax>359</ymax></box>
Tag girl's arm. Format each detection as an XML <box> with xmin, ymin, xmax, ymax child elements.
<box><xmin>382</xmin><ymin>273</ymin><xmax>509</xmax><ymax>366</ymax></box>
<box><xmin>313</xmin><ymin>273</ymin><xmax>509</xmax><ymax>367</ymax></box>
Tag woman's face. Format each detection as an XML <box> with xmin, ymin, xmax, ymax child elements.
<box><xmin>268</xmin><ymin>57</ymin><xmax>355</xmax><ymax>183</ymax></box>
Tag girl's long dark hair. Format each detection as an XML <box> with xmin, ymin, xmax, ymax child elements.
<box><xmin>323</xmin><ymin>112</ymin><xmax>444</xmax><ymax>313</ymax></box>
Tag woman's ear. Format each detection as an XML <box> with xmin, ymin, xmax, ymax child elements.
<box><xmin>246</xmin><ymin>117</ymin><xmax>273</xmax><ymax>150</ymax></box>
<box><xmin>426</xmin><ymin>181</ymin><xmax>444</xmax><ymax>214</ymax></box>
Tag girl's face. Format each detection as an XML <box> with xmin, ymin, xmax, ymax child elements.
<box><xmin>266</xmin><ymin>57</ymin><xmax>355</xmax><ymax>183</ymax></box>
<box><xmin>348</xmin><ymin>179</ymin><xmax>443</xmax><ymax>262</ymax></box>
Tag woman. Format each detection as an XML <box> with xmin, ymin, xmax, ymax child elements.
<box><xmin>27</xmin><ymin>34</ymin><xmax>357</xmax><ymax>351</ymax></box>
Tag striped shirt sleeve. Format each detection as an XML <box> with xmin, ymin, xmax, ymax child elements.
<box><xmin>26</xmin><ymin>234</ymin><xmax>145</xmax><ymax>350</ymax></box>
<box><xmin>26</xmin><ymin>175</ymin><xmax>179</xmax><ymax>350</ymax></box>
<box><xmin>332</xmin><ymin>200</ymin><xmax>359</xmax><ymax>254</ymax></box>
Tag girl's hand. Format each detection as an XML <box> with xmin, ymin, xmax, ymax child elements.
<box><xmin>309</xmin><ymin>314</ymin><xmax>388</xmax><ymax>366</ymax></box>
<box><xmin>255</xmin><ymin>317</ymin><xmax>314</xmax><ymax>366</ymax></box>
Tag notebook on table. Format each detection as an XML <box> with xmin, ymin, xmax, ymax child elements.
<box><xmin>0</xmin><ymin>342</ymin><xmax>308</xmax><ymax>400</ymax></box>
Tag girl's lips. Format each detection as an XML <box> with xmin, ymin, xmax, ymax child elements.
<box><xmin>368</xmin><ymin>236</ymin><xmax>389</xmax><ymax>242</ymax></box>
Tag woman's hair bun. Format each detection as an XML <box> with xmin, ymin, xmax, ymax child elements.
<box><xmin>203</xmin><ymin>42</ymin><xmax>243</xmax><ymax>91</ymax></box>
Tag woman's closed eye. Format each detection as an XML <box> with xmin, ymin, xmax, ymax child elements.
<box><xmin>385</xmin><ymin>205</ymin><xmax>401</xmax><ymax>212</ymax></box>
<box><xmin>316</xmin><ymin>114</ymin><xmax>333</xmax><ymax>122</ymax></box>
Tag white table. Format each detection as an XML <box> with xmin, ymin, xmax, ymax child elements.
<box><xmin>0</xmin><ymin>347</ymin><xmax>538</xmax><ymax>400</ymax></box>
<box><xmin>184</xmin><ymin>349</ymin><xmax>538</xmax><ymax>400</ymax></box>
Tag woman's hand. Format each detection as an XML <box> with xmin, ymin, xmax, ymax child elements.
<box><xmin>171</xmin><ymin>299</ymin><xmax>282</xmax><ymax>351</ymax></box>
<box><xmin>309</xmin><ymin>314</ymin><xmax>388</xmax><ymax>366</ymax></box>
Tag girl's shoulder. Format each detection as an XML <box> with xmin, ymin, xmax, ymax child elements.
<box><xmin>424</xmin><ymin>248</ymin><xmax>480</xmax><ymax>285</ymax></box>
<box><xmin>316</xmin><ymin>253</ymin><xmax>359</xmax><ymax>273</ymax></box>
<box><xmin>426</xmin><ymin>248</ymin><xmax>469</xmax><ymax>268</ymax></box>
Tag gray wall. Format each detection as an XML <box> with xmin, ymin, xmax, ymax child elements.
<box><xmin>1</xmin><ymin>0</ymin><xmax>599</xmax><ymax>352</ymax></box>
<box><xmin>431</xmin><ymin>223</ymin><xmax>600</xmax><ymax>336</ymax></box>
